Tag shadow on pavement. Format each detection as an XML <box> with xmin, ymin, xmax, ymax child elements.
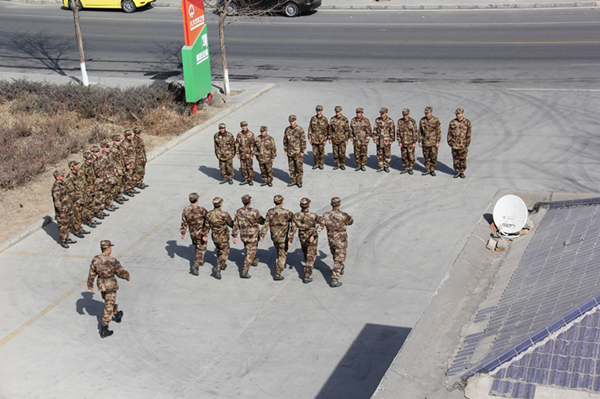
<box><xmin>272</xmin><ymin>167</ymin><xmax>290</xmax><ymax>184</ymax></box>
<box><xmin>42</xmin><ymin>219</ymin><xmax>61</xmax><ymax>244</ymax></box>
<box><xmin>198</xmin><ymin>165</ymin><xmax>226</xmax><ymax>182</ymax></box>
<box><xmin>315</xmin><ymin>324</ymin><xmax>412</xmax><ymax>399</ymax></box>
<box><xmin>75</xmin><ymin>291</ymin><xmax>105</xmax><ymax>329</ymax></box>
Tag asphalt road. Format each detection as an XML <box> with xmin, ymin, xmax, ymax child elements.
<box><xmin>0</xmin><ymin>3</ymin><xmax>599</xmax><ymax>87</ymax></box>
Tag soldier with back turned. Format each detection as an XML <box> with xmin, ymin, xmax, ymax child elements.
<box><xmin>232</xmin><ymin>195</ymin><xmax>265</xmax><ymax>279</ymax></box>
<box><xmin>261</xmin><ymin>195</ymin><xmax>296</xmax><ymax>281</ymax></box>
<box><xmin>206</xmin><ymin>197</ymin><xmax>234</xmax><ymax>280</ymax></box>
<box><xmin>293</xmin><ymin>197</ymin><xmax>320</xmax><ymax>283</ymax></box>
<box><xmin>180</xmin><ymin>192</ymin><xmax>210</xmax><ymax>276</ymax></box>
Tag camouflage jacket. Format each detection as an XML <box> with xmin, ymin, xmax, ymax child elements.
<box><xmin>261</xmin><ymin>206</ymin><xmax>296</xmax><ymax>244</ymax></box>
<box><xmin>329</xmin><ymin>114</ymin><xmax>350</xmax><ymax>144</ymax></box>
<box><xmin>65</xmin><ymin>170</ymin><xmax>85</xmax><ymax>205</ymax></box>
<box><xmin>214</xmin><ymin>131</ymin><xmax>236</xmax><ymax>161</ymax></box>
<box><xmin>80</xmin><ymin>161</ymin><xmax>97</xmax><ymax>192</ymax></box>
<box><xmin>350</xmin><ymin>116</ymin><xmax>372</xmax><ymax>144</ymax></box>
<box><xmin>397</xmin><ymin>117</ymin><xmax>418</xmax><ymax>146</ymax></box>
<box><xmin>87</xmin><ymin>254</ymin><xmax>130</xmax><ymax>292</ymax></box>
<box><xmin>255</xmin><ymin>134</ymin><xmax>277</xmax><ymax>164</ymax></box>
<box><xmin>180</xmin><ymin>204</ymin><xmax>209</xmax><ymax>238</ymax></box>
<box><xmin>308</xmin><ymin>115</ymin><xmax>329</xmax><ymax>144</ymax></box>
<box><xmin>96</xmin><ymin>152</ymin><xmax>117</xmax><ymax>184</ymax></box>
<box><xmin>52</xmin><ymin>180</ymin><xmax>73</xmax><ymax>215</ymax></box>
<box><xmin>418</xmin><ymin>116</ymin><xmax>442</xmax><ymax>147</ymax></box>
<box><xmin>206</xmin><ymin>208</ymin><xmax>234</xmax><ymax>244</ymax></box>
<box><xmin>133</xmin><ymin>135</ymin><xmax>147</xmax><ymax>164</ymax></box>
<box><xmin>121</xmin><ymin>139</ymin><xmax>136</xmax><ymax>168</ymax></box>
<box><xmin>314</xmin><ymin>209</ymin><xmax>354</xmax><ymax>248</ymax></box>
<box><xmin>110</xmin><ymin>145</ymin><xmax>124</xmax><ymax>174</ymax></box>
<box><xmin>293</xmin><ymin>210</ymin><xmax>320</xmax><ymax>245</ymax></box>
<box><xmin>232</xmin><ymin>206</ymin><xmax>265</xmax><ymax>243</ymax></box>
<box><xmin>373</xmin><ymin>116</ymin><xmax>396</xmax><ymax>145</ymax></box>
<box><xmin>283</xmin><ymin>125</ymin><xmax>307</xmax><ymax>157</ymax></box>
<box><xmin>447</xmin><ymin>117</ymin><xmax>472</xmax><ymax>149</ymax></box>
<box><xmin>235</xmin><ymin>130</ymin><xmax>256</xmax><ymax>160</ymax></box>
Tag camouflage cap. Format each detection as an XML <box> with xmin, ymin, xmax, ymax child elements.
<box><xmin>68</xmin><ymin>160</ymin><xmax>78</xmax><ymax>168</ymax></box>
<box><xmin>240</xmin><ymin>121</ymin><xmax>248</xmax><ymax>127</ymax></box>
<box><xmin>455</xmin><ymin>108</ymin><xmax>464</xmax><ymax>114</ymax></box>
<box><xmin>300</xmin><ymin>197</ymin><xmax>311</xmax><ymax>207</ymax></box>
<box><xmin>288</xmin><ymin>115</ymin><xmax>297</xmax><ymax>122</ymax></box>
<box><xmin>424</xmin><ymin>106</ymin><xmax>433</xmax><ymax>113</ymax></box>
<box><xmin>83</xmin><ymin>151</ymin><xmax>93</xmax><ymax>160</ymax></box>
<box><xmin>335</xmin><ymin>106</ymin><xmax>342</xmax><ymax>112</ymax></box>
<box><xmin>133</xmin><ymin>126</ymin><xmax>141</xmax><ymax>134</ymax></box>
<box><xmin>212</xmin><ymin>197</ymin><xmax>223</xmax><ymax>206</ymax></box>
<box><xmin>316</xmin><ymin>105</ymin><xmax>323</xmax><ymax>111</ymax></box>
<box><xmin>331</xmin><ymin>197</ymin><xmax>341</xmax><ymax>207</ymax></box>
<box><xmin>111</xmin><ymin>134</ymin><xmax>121</xmax><ymax>141</ymax></box>
<box><xmin>53</xmin><ymin>169</ymin><xmax>65</xmax><ymax>178</ymax></box>
<box><xmin>90</xmin><ymin>145</ymin><xmax>100</xmax><ymax>153</ymax></box>
<box><xmin>189</xmin><ymin>192</ymin><xmax>199</xmax><ymax>203</ymax></box>
<box><xmin>123</xmin><ymin>129</ymin><xmax>133</xmax><ymax>137</ymax></box>
<box><xmin>218</xmin><ymin>123</ymin><xmax>226</xmax><ymax>129</ymax></box>
<box><xmin>402</xmin><ymin>108</ymin><xmax>410</xmax><ymax>115</ymax></box>
<box><xmin>260</xmin><ymin>126</ymin><xmax>268</xmax><ymax>132</ymax></box>
<box><xmin>100</xmin><ymin>139</ymin><xmax>111</xmax><ymax>148</ymax></box>
<box><xmin>100</xmin><ymin>240</ymin><xmax>114</xmax><ymax>250</ymax></box>
<box><xmin>380</xmin><ymin>107</ymin><xmax>388</xmax><ymax>114</ymax></box>
<box><xmin>356</xmin><ymin>107</ymin><xmax>364</xmax><ymax>113</ymax></box>
<box><xmin>242</xmin><ymin>194</ymin><xmax>252</xmax><ymax>205</ymax></box>
<box><xmin>274</xmin><ymin>195</ymin><xmax>284</xmax><ymax>204</ymax></box>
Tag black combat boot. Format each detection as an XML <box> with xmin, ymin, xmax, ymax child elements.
<box><xmin>241</xmin><ymin>272</ymin><xmax>251</xmax><ymax>279</ymax></box>
<box><xmin>220</xmin><ymin>178</ymin><xmax>228</xmax><ymax>185</ymax></box>
<box><xmin>191</xmin><ymin>265</ymin><xmax>199</xmax><ymax>276</ymax></box>
<box><xmin>65</xmin><ymin>238</ymin><xmax>77</xmax><ymax>244</ymax></box>
<box><xmin>330</xmin><ymin>281</ymin><xmax>342</xmax><ymax>288</ymax></box>
<box><xmin>114</xmin><ymin>310</ymin><xmax>123</xmax><ymax>323</ymax></box>
<box><xmin>74</xmin><ymin>232</ymin><xmax>85</xmax><ymax>239</ymax></box>
<box><xmin>303</xmin><ymin>277</ymin><xmax>313</xmax><ymax>284</ymax></box>
<box><xmin>213</xmin><ymin>267</ymin><xmax>221</xmax><ymax>280</ymax></box>
<box><xmin>100</xmin><ymin>325</ymin><xmax>113</xmax><ymax>338</ymax></box>
<box><xmin>430</xmin><ymin>170</ymin><xmax>436</xmax><ymax>177</ymax></box>
<box><xmin>274</xmin><ymin>274</ymin><xmax>284</xmax><ymax>281</ymax></box>
<box><xmin>60</xmin><ymin>242</ymin><xmax>70</xmax><ymax>249</ymax></box>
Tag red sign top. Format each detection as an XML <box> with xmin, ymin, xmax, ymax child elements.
<box><xmin>181</xmin><ymin>0</ymin><xmax>206</xmax><ymax>46</ymax></box>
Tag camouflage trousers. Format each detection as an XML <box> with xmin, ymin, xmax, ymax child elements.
<box><xmin>239</xmin><ymin>158</ymin><xmax>255</xmax><ymax>181</ymax></box>
<box><xmin>100</xmin><ymin>291</ymin><xmax>118</xmax><ymax>327</ymax></box>
<box><xmin>288</xmin><ymin>156</ymin><xmax>303</xmax><ymax>185</ymax></box>
<box><xmin>191</xmin><ymin>234</ymin><xmax>207</xmax><ymax>266</ymax></box>
<box><xmin>312</xmin><ymin>143</ymin><xmax>325</xmax><ymax>167</ymax></box>
<box><xmin>214</xmin><ymin>241</ymin><xmax>230</xmax><ymax>270</ymax></box>
<box><xmin>300</xmin><ymin>236</ymin><xmax>318</xmax><ymax>278</ymax></box>
<box><xmin>218</xmin><ymin>159</ymin><xmax>234</xmax><ymax>179</ymax></box>
<box><xmin>134</xmin><ymin>162</ymin><xmax>146</xmax><ymax>185</ymax></box>
<box><xmin>124</xmin><ymin>168</ymin><xmax>135</xmax><ymax>192</ymax></box>
<box><xmin>400</xmin><ymin>144</ymin><xmax>416</xmax><ymax>170</ymax></box>
<box><xmin>114</xmin><ymin>174</ymin><xmax>124</xmax><ymax>200</ymax></box>
<box><xmin>258</xmin><ymin>161</ymin><xmax>273</xmax><ymax>183</ymax></box>
<box><xmin>332</xmin><ymin>142</ymin><xmax>347</xmax><ymax>166</ymax></box>
<box><xmin>56</xmin><ymin>213</ymin><xmax>72</xmax><ymax>243</ymax></box>
<box><xmin>422</xmin><ymin>146</ymin><xmax>439</xmax><ymax>171</ymax></box>
<box><xmin>94</xmin><ymin>189</ymin><xmax>105</xmax><ymax>215</ymax></box>
<box><xmin>452</xmin><ymin>148</ymin><xmax>468</xmax><ymax>172</ymax></box>
<box><xmin>329</xmin><ymin>243</ymin><xmax>347</xmax><ymax>283</ymax></box>
<box><xmin>376</xmin><ymin>144</ymin><xmax>392</xmax><ymax>168</ymax></box>
<box><xmin>273</xmin><ymin>241</ymin><xmax>289</xmax><ymax>275</ymax></box>
<box><xmin>242</xmin><ymin>241</ymin><xmax>258</xmax><ymax>273</ymax></box>
<box><xmin>103</xmin><ymin>183</ymin><xmax>115</xmax><ymax>208</ymax></box>
<box><xmin>353</xmin><ymin>143</ymin><xmax>368</xmax><ymax>166</ymax></box>
<box><xmin>72</xmin><ymin>202</ymin><xmax>85</xmax><ymax>234</ymax></box>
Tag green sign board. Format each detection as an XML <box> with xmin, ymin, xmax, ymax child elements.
<box><xmin>181</xmin><ymin>24</ymin><xmax>212</xmax><ymax>103</ymax></box>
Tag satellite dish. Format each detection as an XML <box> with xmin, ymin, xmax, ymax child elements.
<box><xmin>493</xmin><ymin>195</ymin><xmax>528</xmax><ymax>234</ymax></box>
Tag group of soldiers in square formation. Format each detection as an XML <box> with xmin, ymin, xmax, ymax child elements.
<box><xmin>214</xmin><ymin>105</ymin><xmax>472</xmax><ymax>187</ymax></box>
<box><xmin>51</xmin><ymin>127</ymin><xmax>148</xmax><ymax>248</ymax></box>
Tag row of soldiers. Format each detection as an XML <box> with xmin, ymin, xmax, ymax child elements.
<box><xmin>51</xmin><ymin>127</ymin><xmax>148</xmax><ymax>248</ymax></box>
<box><xmin>213</xmin><ymin>106</ymin><xmax>473</xmax><ymax>188</ymax></box>
<box><xmin>180</xmin><ymin>194</ymin><xmax>353</xmax><ymax>287</ymax></box>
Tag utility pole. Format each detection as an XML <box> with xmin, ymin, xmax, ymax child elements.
<box><xmin>72</xmin><ymin>0</ymin><xmax>89</xmax><ymax>86</ymax></box>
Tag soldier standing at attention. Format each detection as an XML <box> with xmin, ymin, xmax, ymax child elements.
<box><xmin>283</xmin><ymin>115</ymin><xmax>306</xmax><ymax>188</ymax></box>
<box><xmin>132</xmin><ymin>127</ymin><xmax>148</xmax><ymax>189</ymax></box>
<box><xmin>447</xmin><ymin>108</ymin><xmax>472</xmax><ymax>179</ymax></box>
<box><xmin>308</xmin><ymin>105</ymin><xmax>328</xmax><ymax>170</ymax></box>
<box><xmin>349</xmin><ymin>107</ymin><xmax>372</xmax><ymax>172</ymax></box>
<box><xmin>397</xmin><ymin>108</ymin><xmax>418</xmax><ymax>175</ymax></box>
<box><xmin>235</xmin><ymin>121</ymin><xmax>256</xmax><ymax>186</ymax></box>
<box><xmin>206</xmin><ymin>197</ymin><xmax>234</xmax><ymax>280</ymax></box>
<box><xmin>80</xmin><ymin>152</ymin><xmax>101</xmax><ymax>227</ymax></box>
<box><xmin>329</xmin><ymin>106</ymin><xmax>350</xmax><ymax>170</ymax></box>
<box><xmin>232</xmin><ymin>195</ymin><xmax>265</xmax><ymax>279</ymax></box>
<box><xmin>254</xmin><ymin>126</ymin><xmax>277</xmax><ymax>187</ymax></box>
<box><xmin>373</xmin><ymin>107</ymin><xmax>396</xmax><ymax>173</ymax></box>
<box><xmin>261</xmin><ymin>195</ymin><xmax>296</xmax><ymax>281</ymax></box>
<box><xmin>310</xmin><ymin>197</ymin><xmax>354</xmax><ymax>288</ymax></box>
<box><xmin>65</xmin><ymin>161</ymin><xmax>90</xmax><ymax>239</ymax></box>
<box><xmin>121</xmin><ymin>130</ymin><xmax>139</xmax><ymax>196</ymax></box>
<box><xmin>418</xmin><ymin>106</ymin><xmax>442</xmax><ymax>176</ymax></box>
<box><xmin>87</xmin><ymin>240</ymin><xmax>130</xmax><ymax>338</ymax></box>
<box><xmin>214</xmin><ymin>123</ymin><xmax>236</xmax><ymax>185</ymax></box>
<box><xmin>90</xmin><ymin>146</ymin><xmax>108</xmax><ymax>220</ymax></box>
<box><xmin>98</xmin><ymin>140</ymin><xmax>119</xmax><ymax>212</ymax></box>
<box><xmin>110</xmin><ymin>134</ymin><xmax>126</xmax><ymax>205</ymax></box>
<box><xmin>52</xmin><ymin>170</ymin><xmax>76</xmax><ymax>248</ymax></box>
<box><xmin>180</xmin><ymin>192</ymin><xmax>210</xmax><ymax>276</ymax></box>
<box><xmin>293</xmin><ymin>198</ymin><xmax>320</xmax><ymax>283</ymax></box>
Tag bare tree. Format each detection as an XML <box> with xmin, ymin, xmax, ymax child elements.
<box><xmin>204</xmin><ymin>0</ymin><xmax>284</xmax><ymax>95</ymax></box>
<box><xmin>69</xmin><ymin>0</ymin><xmax>89</xmax><ymax>86</ymax></box>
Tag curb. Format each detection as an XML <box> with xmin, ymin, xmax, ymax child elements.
<box><xmin>0</xmin><ymin>83</ymin><xmax>275</xmax><ymax>253</ymax></box>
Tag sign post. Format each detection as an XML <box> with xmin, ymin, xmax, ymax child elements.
<box><xmin>181</xmin><ymin>0</ymin><xmax>212</xmax><ymax>105</ymax></box>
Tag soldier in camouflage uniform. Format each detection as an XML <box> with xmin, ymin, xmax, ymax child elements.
<box><xmin>206</xmin><ymin>197</ymin><xmax>234</xmax><ymax>280</ymax></box>
<box><xmin>261</xmin><ymin>195</ymin><xmax>296</xmax><ymax>281</ymax></box>
<box><xmin>232</xmin><ymin>195</ymin><xmax>265</xmax><ymax>278</ymax></box>
<box><xmin>373</xmin><ymin>107</ymin><xmax>396</xmax><ymax>173</ymax></box>
<box><xmin>132</xmin><ymin>127</ymin><xmax>148</xmax><ymax>189</ymax></box>
<box><xmin>293</xmin><ymin>198</ymin><xmax>320</xmax><ymax>283</ymax></box>
<box><xmin>65</xmin><ymin>161</ymin><xmax>90</xmax><ymax>238</ymax></box>
<box><xmin>98</xmin><ymin>140</ymin><xmax>118</xmax><ymax>211</ymax></box>
<box><xmin>90</xmin><ymin>145</ymin><xmax>108</xmax><ymax>219</ymax></box>
<box><xmin>418</xmin><ymin>106</ymin><xmax>442</xmax><ymax>176</ymax></box>
<box><xmin>52</xmin><ymin>170</ymin><xmax>76</xmax><ymax>248</ymax></box>
<box><xmin>87</xmin><ymin>240</ymin><xmax>130</xmax><ymax>338</ymax></box>
<box><xmin>254</xmin><ymin>126</ymin><xmax>277</xmax><ymax>187</ymax></box>
<box><xmin>311</xmin><ymin>197</ymin><xmax>354</xmax><ymax>288</ymax></box>
<box><xmin>214</xmin><ymin>123</ymin><xmax>235</xmax><ymax>185</ymax></box>
<box><xmin>235</xmin><ymin>121</ymin><xmax>256</xmax><ymax>186</ymax></box>
<box><xmin>329</xmin><ymin>106</ymin><xmax>350</xmax><ymax>170</ymax></box>
<box><xmin>447</xmin><ymin>108</ymin><xmax>472</xmax><ymax>179</ymax></box>
<box><xmin>308</xmin><ymin>105</ymin><xmax>328</xmax><ymax>170</ymax></box>
<box><xmin>397</xmin><ymin>108</ymin><xmax>418</xmax><ymax>175</ymax></box>
<box><xmin>110</xmin><ymin>134</ymin><xmax>126</xmax><ymax>205</ymax></box>
<box><xmin>79</xmin><ymin>152</ymin><xmax>101</xmax><ymax>227</ymax></box>
<box><xmin>121</xmin><ymin>130</ymin><xmax>139</xmax><ymax>195</ymax></box>
<box><xmin>180</xmin><ymin>192</ymin><xmax>210</xmax><ymax>276</ymax></box>
<box><xmin>350</xmin><ymin>107</ymin><xmax>372</xmax><ymax>172</ymax></box>
<box><xmin>283</xmin><ymin>115</ymin><xmax>307</xmax><ymax>188</ymax></box>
